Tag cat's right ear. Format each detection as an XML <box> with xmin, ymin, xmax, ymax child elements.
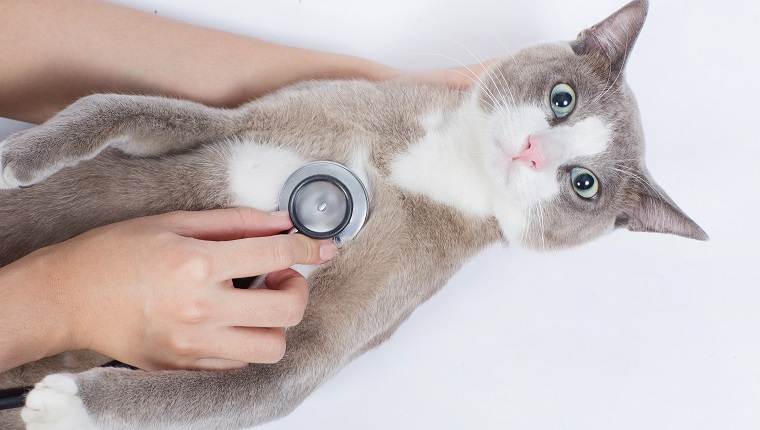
<box><xmin>570</xmin><ymin>0</ymin><xmax>649</xmax><ymax>75</ymax></box>
<box><xmin>616</xmin><ymin>179</ymin><xmax>709</xmax><ymax>241</ymax></box>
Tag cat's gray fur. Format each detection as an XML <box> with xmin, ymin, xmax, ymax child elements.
<box><xmin>0</xmin><ymin>1</ymin><xmax>706</xmax><ymax>428</ymax></box>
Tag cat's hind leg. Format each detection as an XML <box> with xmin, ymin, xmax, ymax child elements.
<box><xmin>0</xmin><ymin>94</ymin><xmax>245</xmax><ymax>189</ymax></box>
<box><xmin>20</xmin><ymin>364</ymin><xmax>313</xmax><ymax>430</ymax></box>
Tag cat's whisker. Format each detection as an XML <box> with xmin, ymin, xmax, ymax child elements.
<box><xmin>447</xmin><ymin>40</ymin><xmax>510</xmax><ymax>108</ymax></box>
<box><xmin>446</xmin><ymin>38</ymin><xmax>515</xmax><ymax>111</ymax></box>
<box><xmin>537</xmin><ymin>200</ymin><xmax>547</xmax><ymax>252</ymax></box>
<box><xmin>411</xmin><ymin>51</ymin><xmax>500</xmax><ymax>106</ymax></box>
<box><xmin>468</xmin><ymin>43</ymin><xmax>519</xmax><ymax>111</ymax></box>
<box><xmin>489</xmin><ymin>40</ymin><xmax>520</xmax><ymax>109</ymax></box>
<box><xmin>488</xmin><ymin>64</ymin><xmax>517</xmax><ymax>110</ymax></box>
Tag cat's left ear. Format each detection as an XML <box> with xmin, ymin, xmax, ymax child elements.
<box><xmin>571</xmin><ymin>0</ymin><xmax>649</xmax><ymax>75</ymax></box>
<box><xmin>617</xmin><ymin>179</ymin><xmax>708</xmax><ymax>241</ymax></box>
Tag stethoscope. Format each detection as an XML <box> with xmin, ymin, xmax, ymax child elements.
<box><xmin>279</xmin><ymin>161</ymin><xmax>369</xmax><ymax>245</ymax></box>
<box><xmin>0</xmin><ymin>161</ymin><xmax>370</xmax><ymax>410</ymax></box>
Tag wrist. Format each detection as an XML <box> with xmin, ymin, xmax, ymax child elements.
<box><xmin>33</xmin><ymin>244</ymin><xmax>94</xmax><ymax>354</ymax></box>
<box><xmin>0</xmin><ymin>250</ymin><xmax>72</xmax><ymax>371</ymax></box>
<box><xmin>20</xmin><ymin>246</ymin><xmax>85</xmax><ymax>354</ymax></box>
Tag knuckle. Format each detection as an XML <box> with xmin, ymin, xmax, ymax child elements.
<box><xmin>299</xmin><ymin>236</ymin><xmax>320</xmax><ymax>263</ymax></box>
<box><xmin>281</xmin><ymin>300</ymin><xmax>307</xmax><ymax>327</ymax></box>
<box><xmin>178</xmin><ymin>297</ymin><xmax>209</xmax><ymax>324</ymax></box>
<box><xmin>167</xmin><ymin>334</ymin><xmax>196</xmax><ymax>358</ymax></box>
<box><xmin>271</xmin><ymin>238</ymin><xmax>296</xmax><ymax>267</ymax></box>
<box><xmin>284</xmin><ymin>287</ymin><xmax>309</xmax><ymax>326</ymax></box>
<box><xmin>259</xmin><ymin>332</ymin><xmax>287</xmax><ymax>363</ymax></box>
<box><xmin>178</xmin><ymin>249</ymin><xmax>215</xmax><ymax>283</ymax></box>
<box><xmin>234</xmin><ymin>206</ymin><xmax>263</xmax><ymax>225</ymax></box>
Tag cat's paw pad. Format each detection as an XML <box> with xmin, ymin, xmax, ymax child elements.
<box><xmin>21</xmin><ymin>374</ymin><xmax>97</xmax><ymax>430</ymax></box>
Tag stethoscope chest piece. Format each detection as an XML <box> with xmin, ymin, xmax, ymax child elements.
<box><xmin>279</xmin><ymin>161</ymin><xmax>369</xmax><ymax>244</ymax></box>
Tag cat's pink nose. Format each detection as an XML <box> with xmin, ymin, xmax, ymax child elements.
<box><xmin>512</xmin><ymin>137</ymin><xmax>546</xmax><ymax>170</ymax></box>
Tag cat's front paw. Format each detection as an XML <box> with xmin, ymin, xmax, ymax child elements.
<box><xmin>0</xmin><ymin>141</ymin><xmax>23</xmax><ymax>190</ymax></box>
<box><xmin>21</xmin><ymin>374</ymin><xmax>97</xmax><ymax>430</ymax></box>
<box><xmin>0</xmin><ymin>127</ymin><xmax>74</xmax><ymax>189</ymax></box>
<box><xmin>0</xmin><ymin>130</ymin><xmax>44</xmax><ymax>190</ymax></box>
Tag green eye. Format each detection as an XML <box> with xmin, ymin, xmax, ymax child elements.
<box><xmin>570</xmin><ymin>167</ymin><xmax>599</xmax><ymax>199</ymax></box>
<box><xmin>550</xmin><ymin>83</ymin><xmax>576</xmax><ymax>118</ymax></box>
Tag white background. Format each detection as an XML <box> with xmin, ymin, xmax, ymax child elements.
<box><xmin>2</xmin><ymin>1</ymin><xmax>758</xmax><ymax>429</ymax></box>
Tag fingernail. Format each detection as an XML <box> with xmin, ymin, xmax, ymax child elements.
<box><xmin>270</xmin><ymin>210</ymin><xmax>290</xmax><ymax>217</ymax></box>
<box><xmin>320</xmin><ymin>243</ymin><xmax>339</xmax><ymax>261</ymax></box>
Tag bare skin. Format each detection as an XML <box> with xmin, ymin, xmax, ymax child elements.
<box><xmin>0</xmin><ymin>0</ymin><xmax>487</xmax><ymax>373</ymax></box>
<box><xmin>0</xmin><ymin>209</ymin><xmax>338</xmax><ymax>373</ymax></box>
<box><xmin>0</xmin><ymin>0</ymin><xmax>487</xmax><ymax>124</ymax></box>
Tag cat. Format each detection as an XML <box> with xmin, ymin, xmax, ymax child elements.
<box><xmin>0</xmin><ymin>1</ymin><xmax>707</xmax><ymax>428</ymax></box>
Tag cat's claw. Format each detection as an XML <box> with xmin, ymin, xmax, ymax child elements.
<box><xmin>21</xmin><ymin>374</ymin><xmax>97</xmax><ymax>430</ymax></box>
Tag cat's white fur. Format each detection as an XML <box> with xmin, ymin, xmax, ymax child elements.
<box><xmin>21</xmin><ymin>374</ymin><xmax>95</xmax><ymax>430</ymax></box>
<box><xmin>391</xmin><ymin>99</ymin><xmax>612</xmax><ymax>242</ymax></box>
<box><xmin>227</xmin><ymin>140</ymin><xmax>307</xmax><ymax>211</ymax></box>
<box><xmin>228</xmin><ymin>138</ymin><xmax>373</xmax><ymax>215</ymax></box>
<box><xmin>389</xmin><ymin>96</ymin><xmax>496</xmax><ymax>219</ymax></box>
<box><xmin>0</xmin><ymin>151</ymin><xmax>20</xmax><ymax>189</ymax></box>
<box><xmin>487</xmin><ymin>104</ymin><xmax>611</xmax><ymax>204</ymax></box>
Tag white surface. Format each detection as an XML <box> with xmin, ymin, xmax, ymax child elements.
<box><xmin>2</xmin><ymin>1</ymin><xmax>757</xmax><ymax>429</ymax></box>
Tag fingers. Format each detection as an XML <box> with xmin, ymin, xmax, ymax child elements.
<box><xmin>216</xmin><ymin>269</ymin><xmax>309</xmax><ymax>328</ymax></box>
<box><xmin>160</xmin><ymin>207</ymin><xmax>294</xmax><ymax>241</ymax></box>
<box><xmin>208</xmin><ymin>234</ymin><xmax>337</xmax><ymax>281</ymax></box>
<box><xmin>201</xmin><ymin>327</ymin><xmax>288</xmax><ymax>365</ymax></box>
<box><xmin>151</xmin><ymin>327</ymin><xmax>289</xmax><ymax>371</ymax></box>
<box><xmin>158</xmin><ymin>271</ymin><xmax>306</xmax><ymax>370</ymax></box>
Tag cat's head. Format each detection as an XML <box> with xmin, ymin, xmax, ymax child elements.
<box><xmin>478</xmin><ymin>0</ymin><xmax>707</xmax><ymax>249</ymax></box>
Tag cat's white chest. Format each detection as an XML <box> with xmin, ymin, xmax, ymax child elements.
<box><xmin>389</xmin><ymin>104</ymin><xmax>497</xmax><ymax>219</ymax></box>
<box><xmin>226</xmin><ymin>140</ymin><xmax>308</xmax><ymax>212</ymax></box>
<box><xmin>226</xmin><ymin>139</ymin><xmax>372</xmax><ymax>215</ymax></box>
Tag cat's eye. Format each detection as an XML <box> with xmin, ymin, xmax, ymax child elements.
<box><xmin>550</xmin><ymin>83</ymin><xmax>576</xmax><ymax>118</ymax></box>
<box><xmin>570</xmin><ymin>167</ymin><xmax>599</xmax><ymax>199</ymax></box>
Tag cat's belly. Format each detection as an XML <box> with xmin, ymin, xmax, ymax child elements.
<box><xmin>227</xmin><ymin>139</ymin><xmax>372</xmax><ymax>215</ymax></box>
<box><xmin>227</xmin><ymin>140</ymin><xmax>308</xmax><ymax>211</ymax></box>
<box><xmin>226</xmin><ymin>139</ymin><xmax>372</xmax><ymax>282</ymax></box>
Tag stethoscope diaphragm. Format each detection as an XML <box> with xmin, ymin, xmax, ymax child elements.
<box><xmin>279</xmin><ymin>161</ymin><xmax>369</xmax><ymax>245</ymax></box>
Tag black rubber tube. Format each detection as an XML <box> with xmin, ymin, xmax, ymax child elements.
<box><xmin>0</xmin><ymin>360</ymin><xmax>134</xmax><ymax>410</ymax></box>
<box><xmin>0</xmin><ymin>386</ymin><xmax>29</xmax><ymax>410</ymax></box>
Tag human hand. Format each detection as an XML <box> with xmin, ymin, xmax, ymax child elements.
<box><xmin>389</xmin><ymin>61</ymin><xmax>496</xmax><ymax>90</ymax></box>
<box><xmin>33</xmin><ymin>208</ymin><xmax>336</xmax><ymax>371</ymax></box>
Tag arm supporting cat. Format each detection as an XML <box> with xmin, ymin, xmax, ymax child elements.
<box><xmin>0</xmin><ymin>0</ymin><xmax>487</xmax><ymax>125</ymax></box>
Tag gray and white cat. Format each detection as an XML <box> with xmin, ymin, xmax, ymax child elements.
<box><xmin>0</xmin><ymin>1</ymin><xmax>706</xmax><ymax>429</ymax></box>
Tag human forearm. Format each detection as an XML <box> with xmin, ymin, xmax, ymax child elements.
<box><xmin>0</xmin><ymin>0</ymin><xmax>397</xmax><ymax>124</ymax></box>
<box><xmin>0</xmin><ymin>249</ymin><xmax>76</xmax><ymax>373</ymax></box>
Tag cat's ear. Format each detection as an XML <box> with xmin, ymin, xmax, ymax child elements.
<box><xmin>616</xmin><ymin>179</ymin><xmax>708</xmax><ymax>241</ymax></box>
<box><xmin>571</xmin><ymin>0</ymin><xmax>649</xmax><ymax>75</ymax></box>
